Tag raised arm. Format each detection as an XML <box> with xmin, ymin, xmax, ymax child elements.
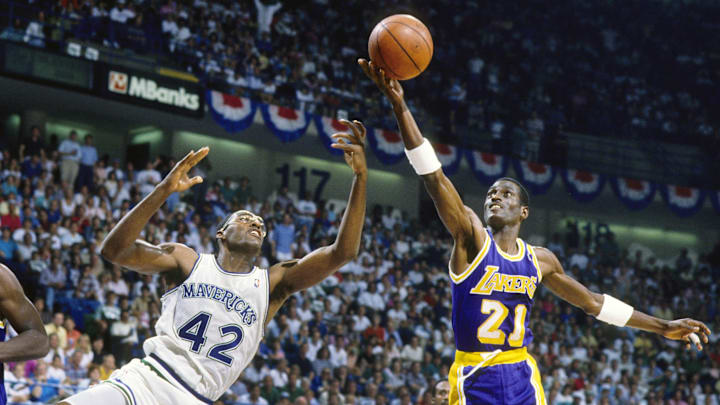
<box><xmin>0</xmin><ymin>264</ymin><xmax>49</xmax><ymax>362</ymax></box>
<box><xmin>100</xmin><ymin>148</ymin><xmax>209</xmax><ymax>275</ymax></box>
<box><xmin>268</xmin><ymin>121</ymin><xmax>367</xmax><ymax>311</ymax></box>
<box><xmin>537</xmin><ymin>247</ymin><xmax>711</xmax><ymax>350</ymax></box>
<box><xmin>358</xmin><ymin>59</ymin><xmax>482</xmax><ymax>267</ymax></box>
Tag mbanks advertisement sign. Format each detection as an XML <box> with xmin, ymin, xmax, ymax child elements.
<box><xmin>95</xmin><ymin>64</ymin><xmax>203</xmax><ymax>118</ymax></box>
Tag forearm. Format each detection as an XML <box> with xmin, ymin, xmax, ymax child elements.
<box><xmin>0</xmin><ymin>330</ymin><xmax>49</xmax><ymax>362</ymax></box>
<box><xmin>100</xmin><ymin>183</ymin><xmax>172</xmax><ymax>259</ymax></box>
<box><xmin>626</xmin><ymin>310</ymin><xmax>669</xmax><ymax>335</ymax></box>
<box><xmin>392</xmin><ymin>100</ymin><xmax>424</xmax><ymax>149</ymax></box>
<box><xmin>332</xmin><ymin>173</ymin><xmax>367</xmax><ymax>260</ymax></box>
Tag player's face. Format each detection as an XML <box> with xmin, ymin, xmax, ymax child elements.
<box><xmin>483</xmin><ymin>180</ymin><xmax>528</xmax><ymax>227</ymax></box>
<box><xmin>218</xmin><ymin>210</ymin><xmax>266</xmax><ymax>252</ymax></box>
<box><xmin>433</xmin><ymin>381</ymin><xmax>450</xmax><ymax>405</ymax></box>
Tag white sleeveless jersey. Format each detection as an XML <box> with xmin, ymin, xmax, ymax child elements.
<box><xmin>143</xmin><ymin>253</ymin><xmax>269</xmax><ymax>402</ymax></box>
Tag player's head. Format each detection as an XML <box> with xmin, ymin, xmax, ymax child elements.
<box><xmin>216</xmin><ymin>210</ymin><xmax>266</xmax><ymax>255</ymax></box>
<box><xmin>431</xmin><ymin>379</ymin><xmax>450</xmax><ymax>405</ymax></box>
<box><xmin>483</xmin><ymin>177</ymin><xmax>530</xmax><ymax>228</ymax></box>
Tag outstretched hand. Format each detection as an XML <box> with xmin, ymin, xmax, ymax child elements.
<box><xmin>358</xmin><ymin>58</ymin><xmax>404</xmax><ymax>106</ymax></box>
<box><xmin>159</xmin><ymin>147</ymin><xmax>209</xmax><ymax>193</ymax></box>
<box><xmin>663</xmin><ymin>318</ymin><xmax>711</xmax><ymax>350</ymax></box>
<box><xmin>331</xmin><ymin>120</ymin><xmax>367</xmax><ymax>176</ymax></box>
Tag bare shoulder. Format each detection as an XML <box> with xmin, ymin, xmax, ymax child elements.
<box><xmin>462</xmin><ymin>206</ymin><xmax>488</xmax><ymax>243</ymax></box>
<box><xmin>532</xmin><ymin>246</ymin><xmax>562</xmax><ymax>278</ymax></box>
<box><xmin>0</xmin><ymin>264</ymin><xmax>22</xmax><ymax>297</ymax></box>
<box><xmin>155</xmin><ymin>242</ymin><xmax>200</xmax><ymax>272</ymax></box>
<box><xmin>268</xmin><ymin>259</ymin><xmax>299</xmax><ymax>289</ymax></box>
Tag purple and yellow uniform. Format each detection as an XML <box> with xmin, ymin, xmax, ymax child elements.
<box><xmin>449</xmin><ymin>228</ymin><xmax>546</xmax><ymax>405</ymax></box>
<box><xmin>0</xmin><ymin>320</ymin><xmax>6</xmax><ymax>405</ymax></box>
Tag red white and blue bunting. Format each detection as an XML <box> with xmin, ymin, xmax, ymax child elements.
<box><xmin>314</xmin><ymin>116</ymin><xmax>347</xmax><ymax>156</ymax></box>
<box><xmin>434</xmin><ymin>143</ymin><xmax>462</xmax><ymax>175</ymax></box>
<box><xmin>207</xmin><ymin>91</ymin><xmax>257</xmax><ymax>133</ymax></box>
<box><xmin>511</xmin><ymin>160</ymin><xmax>556</xmax><ymax>195</ymax></box>
<box><xmin>259</xmin><ymin>104</ymin><xmax>311</xmax><ymax>143</ymax></box>
<box><xmin>367</xmin><ymin>128</ymin><xmax>405</xmax><ymax>165</ymax></box>
<box><xmin>466</xmin><ymin>151</ymin><xmax>509</xmax><ymax>185</ymax></box>
<box><xmin>610</xmin><ymin>177</ymin><xmax>656</xmax><ymax>211</ymax></box>
<box><xmin>562</xmin><ymin>169</ymin><xmax>605</xmax><ymax>202</ymax></box>
<box><xmin>660</xmin><ymin>185</ymin><xmax>706</xmax><ymax>217</ymax></box>
<box><xmin>710</xmin><ymin>190</ymin><xmax>720</xmax><ymax>215</ymax></box>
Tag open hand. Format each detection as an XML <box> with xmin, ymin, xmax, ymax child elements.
<box><xmin>331</xmin><ymin>120</ymin><xmax>367</xmax><ymax>176</ymax></box>
<box><xmin>159</xmin><ymin>147</ymin><xmax>209</xmax><ymax>193</ymax></box>
<box><xmin>663</xmin><ymin>318</ymin><xmax>711</xmax><ymax>350</ymax></box>
<box><xmin>358</xmin><ymin>58</ymin><xmax>404</xmax><ymax>106</ymax></box>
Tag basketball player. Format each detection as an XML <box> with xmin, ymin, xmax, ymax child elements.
<box><xmin>60</xmin><ymin>120</ymin><xmax>368</xmax><ymax>405</ymax></box>
<box><xmin>358</xmin><ymin>59</ymin><xmax>711</xmax><ymax>405</ymax></box>
<box><xmin>0</xmin><ymin>263</ymin><xmax>50</xmax><ymax>405</ymax></box>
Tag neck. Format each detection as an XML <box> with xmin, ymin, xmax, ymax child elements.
<box><xmin>216</xmin><ymin>248</ymin><xmax>255</xmax><ymax>273</ymax></box>
<box><xmin>490</xmin><ymin>224</ymin><xmax>520</xmax><ymax>254</ymax></box>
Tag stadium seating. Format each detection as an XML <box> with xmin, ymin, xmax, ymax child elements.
<box><xmin>0</xmin><ymin>131</ymin><xmax>719</xmax><ymax>404</ymax></box>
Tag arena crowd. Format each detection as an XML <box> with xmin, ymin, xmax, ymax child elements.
<box><xmin>3</xmin><ymin>0</ymin><xmax>719</xmax><ymax>155</ymax></box>
<box><xmin>0</xmin><ymin>128</ymin><xmax>719</xmax><ymax>405</ymax></box>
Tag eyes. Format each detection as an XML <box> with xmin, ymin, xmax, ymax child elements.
<box><xmin>487</xmin><ymin>189</ymin><xmax>512</xmax><ymax>198</ymax></box>
<box><xmin>236</xmin><ymin>215</ymin><xmax>266</xmax><ymax>232</ymax></box>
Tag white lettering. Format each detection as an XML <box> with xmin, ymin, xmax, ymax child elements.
<box><xmin>124</xmin><ymin>75</ymin><xmax>199</xmax><ymax>111</ymax></box>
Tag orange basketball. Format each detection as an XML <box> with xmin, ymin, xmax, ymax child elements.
<box><xmin>368</xmin><ymin>14</ymin><xmax>434</xmax><ymax>81</ymax></box>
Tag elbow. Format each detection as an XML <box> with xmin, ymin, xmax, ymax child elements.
<box><xmin>583</xmin><ymin>293</ymin><xmax>604</xmax><ymax>317</ymax></box>
<box><xmin>331</xmin><ymin>244</ymin><xmax>358</xmax><ymax>267</ymax></box>
<box><xmin>99</xmin><ymin>239</ymin><xmax>121</xmax><ymax>263</ymax></box>
<box><xmin>38</xmin><ymin>336</ymin><xmax>50</xmax><ymax>358</ymax></box>
<box><xmin>99</xmin><ymin>243</ymin><xmax>116</xmax><ymax>262</ymax></box>
<box><xmin>31</xmin><ymin>330</ymin><xmax>50</xmax><ymax>359</ymax></box>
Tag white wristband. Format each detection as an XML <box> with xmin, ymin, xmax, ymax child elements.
<box><xmin>596</xmin><ymin>294</ymin><xmax>634</xmax><ymax>327</ymax></box>
<box><xmin>404</xmin><ymin>138</ymin><xmax>442</xmax><ymax>175</ymax></box>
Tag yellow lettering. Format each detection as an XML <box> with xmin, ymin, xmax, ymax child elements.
<box><xmin>470</xmin><ymin>266</ymin><xmax>500</xmax><ymax>295</ymax></box>
<box><xmin>526</xmin><ymin>276</ymin><xmax>537</xmax><ymax>299</ymax></box>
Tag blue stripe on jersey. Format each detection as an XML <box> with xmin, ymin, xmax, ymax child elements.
<box><xmin>148</xmin><ymin>353</ymin><xmax>214</xmax><ymax>404</ymax></box>
<box><xmin>451</xmin><ymin>229</ymin><xmax>540</xmax><ymax>352</ymax></box>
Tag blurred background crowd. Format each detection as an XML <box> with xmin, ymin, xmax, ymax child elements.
<box><xmin>0</xmin><ymin>127</ymin><xmax>719</xmax><ymax>405</ymax></box>
<box><xmin>1</xmin><ymin>0</ymin><xmax>720</xmax><ymax>404</ymax></box>
<box><xmin>3</xmin><ymin>0</ymin><xmax>719</xmax><ymax>158</ymax></box>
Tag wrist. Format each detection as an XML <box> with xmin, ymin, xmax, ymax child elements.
<box><xmin>391</xmin><ymin>100</ymin><xmax>407</xmax><ymax>113</ymax></box>
<box><xmin>155</xmin><ymin>181</ymin><xmax>175</xmax><ymax>195</ymax></box>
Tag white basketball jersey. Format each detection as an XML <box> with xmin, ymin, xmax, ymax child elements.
<box><xmin>143</xmin><ymin>253</ymin><xmax>269</xmax><ymax>402</ymax></box>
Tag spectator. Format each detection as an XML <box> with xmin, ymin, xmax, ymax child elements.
<box><xmin>58</xmin><ymin>131</ymin><xmax>82</xmax><ymax>188</ymax></box>
<box><xmin>77</xmin><ymin>134</ymin><xmax>98</xmax><ymax>191</ymax></box>
<box><xmin>240</xmin><ymin>383</ymin><xmax>269</xmax><ymax>405</ymax></box>
<box><xmin>254</xmin><ymin>0</ymin><xmax>282</xmax><ymax>34</ymax></box>
<box><xmin>24</xmin><ymin>11</ymin><xmax>45</xmax><ymax>47</ymax></box>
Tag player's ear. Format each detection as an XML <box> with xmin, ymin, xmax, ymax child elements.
<box><xmin>520</xmin><ymin>206</ymin><xmax>529</xmax><ymax>221</ymax></box>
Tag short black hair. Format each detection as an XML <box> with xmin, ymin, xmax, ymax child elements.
<box><xmin>495</xmin><ymin>177</ymin><xmax>530</xmax><ymax>207</ymax></box>
<box><xmin>217</xmin><ymin>212</ymin><xmax>235</xmax><ymax>234</ymax></box>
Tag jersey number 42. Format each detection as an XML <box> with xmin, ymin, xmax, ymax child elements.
<box><xmin>177</xmin><ymin>312</ymin><xmax>244</xmax><ymax>366</ymax></box>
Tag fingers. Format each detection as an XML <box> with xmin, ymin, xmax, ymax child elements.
<box><xmin>331</xmin><ymin>133</ymin><xmax>356</xmax><ymax>144</ymax></box>
<box><xmin>189</xmin><ymin>147</ymin><xmax>209</xmax><ymax>166</ymax></box>
<box><xmin>338</xmin><ymin>119</ymin><xmax>367</xmax><ymax>143</ymax></box>
<box><xmin>689</xmin><ymin>333</ymin><xmax>702</xmax><ymax>351</ymax></box>
<box><xmin>351</xmin><ymin>119</ymin><xmax>367</xmax><ymax>140</ymax></box>
<box><xmin>687</xmin><ymin>319</ymin><xmax>712</xmax><ymax>338</ymax></box>
<box><xmin>177</xmin><ymin>149</ymin><xmax>195</xmax><ymax>166</ymax></box>
<box><xmin>190</xmin><ymin>176</ymin><xmax>204</xmax><ymax>185</ymax></box>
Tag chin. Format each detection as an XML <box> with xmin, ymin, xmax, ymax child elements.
<box><xmin>228</xmin><ymin>239</ymin><xmax>263</xmax><ymax>256</ymax></box>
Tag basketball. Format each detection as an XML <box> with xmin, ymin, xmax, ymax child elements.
<box><xmin>368</xmin><ymin>14</ymin><xmax>434</xmax><ymax>81</ymax></box>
